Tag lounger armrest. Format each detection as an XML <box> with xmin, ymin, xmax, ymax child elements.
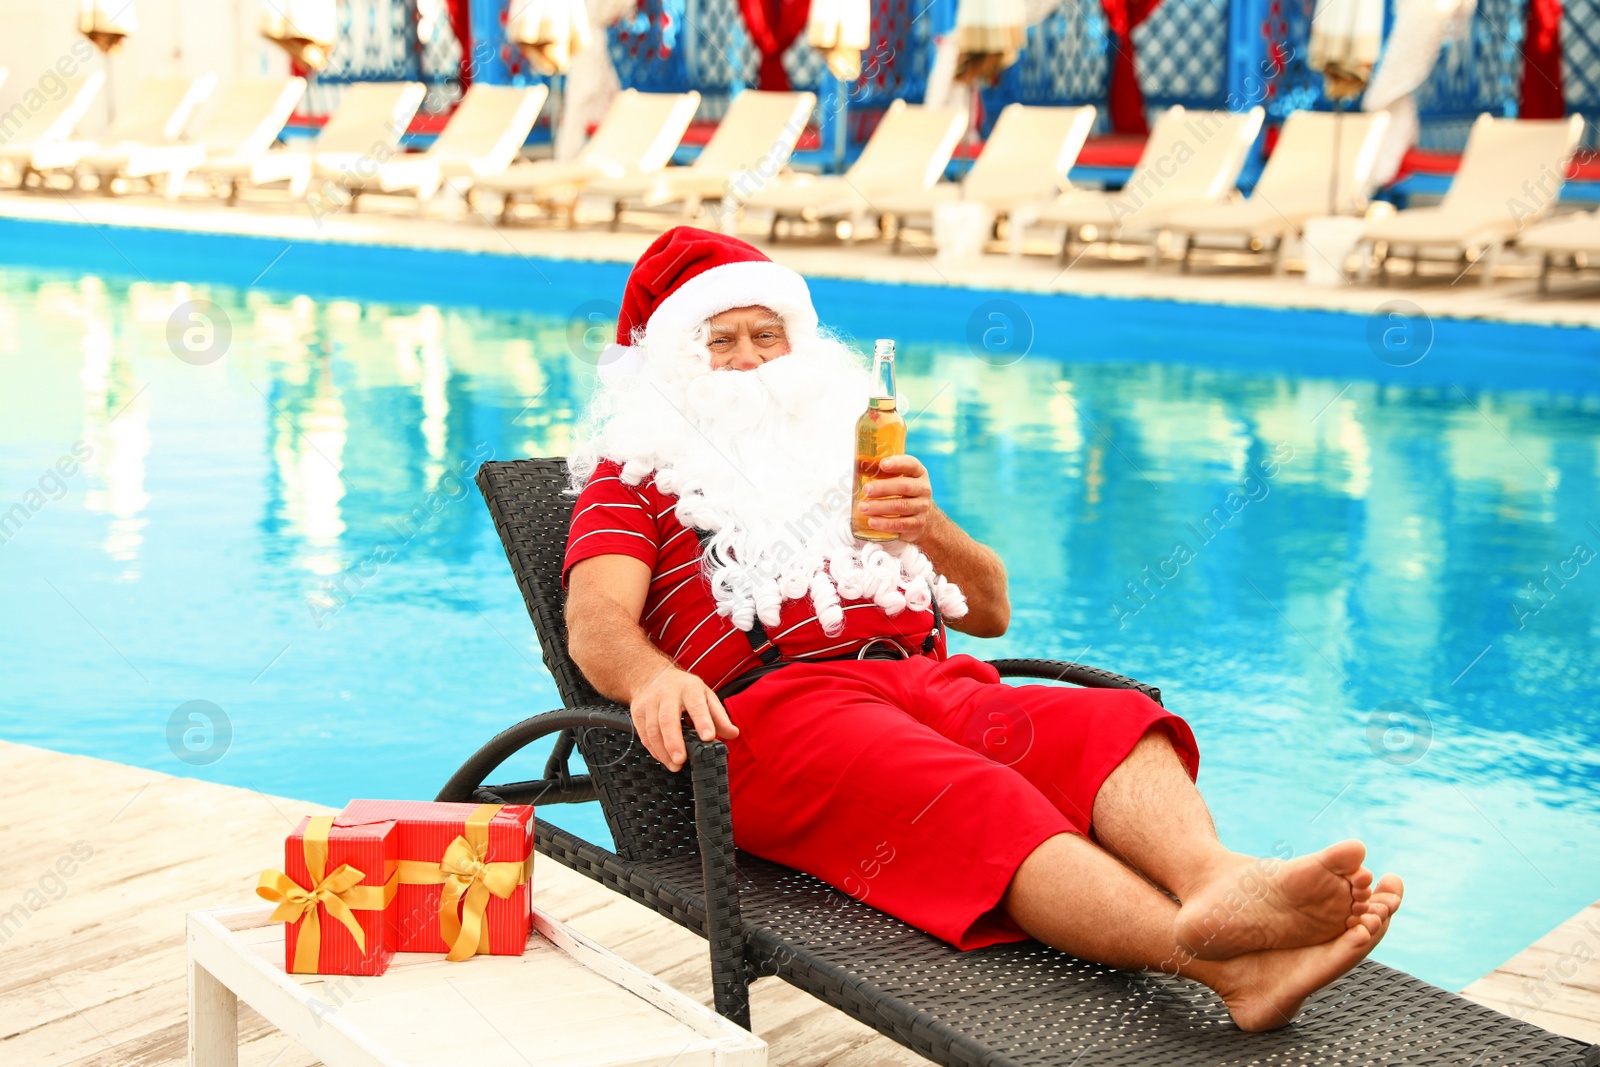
<box><xmin>987</xmin><ymin>658</ymin><xmax>1163</xmax><ymax>706</ymax></box>
<box><xmin>437</xmin><ymin>703</ymin><xmax>752</xmax><ymax>1029</ymax></box>
<box><xmin>436</xmin><ymin>703</ymin><xmax>629</xmax><ymax>804</ymax></box>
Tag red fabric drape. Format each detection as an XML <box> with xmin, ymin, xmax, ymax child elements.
<box><xmin>1099</xmin><ymin>0</ymin><xmax>1163</xmax><ymax>135</ymax></box>
<box><xmin>739</xmin><ymin>0</ymin><xmax>811</xmax><ymax>90</ymax></box>
<box><xmin>445</xmin><ymin>0</ymin><xmax>474</xmax><ymax>89</ymax></box>
<box><xmin>1521</xmin><ymin>0</ymin><xmax>1564</xmax><ymax>119</ymax></box>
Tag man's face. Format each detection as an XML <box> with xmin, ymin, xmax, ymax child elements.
<box><xmin>706</xmin><ymin>306</ymin><xmax>789</xmax><ymax>370</ymax></box>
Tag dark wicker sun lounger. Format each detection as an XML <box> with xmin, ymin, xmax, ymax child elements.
<box><xmin>441</xmin><ymin>456</ymin><xmax>1597</xmax><ymax>1067</ymax></box>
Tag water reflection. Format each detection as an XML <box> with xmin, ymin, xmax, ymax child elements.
<box><xmin>75</xmin><ymin>277</ymin><xmax>150</xmax><ymax>580</ymax></box>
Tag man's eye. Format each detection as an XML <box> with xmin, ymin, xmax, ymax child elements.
<box><xmin>709</xmin><ymin>337</ymin><xmax>730</xmax><ymax>347</ymax></box>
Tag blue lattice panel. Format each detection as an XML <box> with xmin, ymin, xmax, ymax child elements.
<box><xmin>980</xmin><ymin>3</ymin><xmax>1110</xmax><ymax>133</ymax></box>
<box><xmin>1134</xmin><ymin>0</ymin><xmax>1229</xmax><ymax>109</ymax></box>
<box><xmin>850</xmin><ymin>0</ymin><xmax>935</xmax><ymax>107</ymax></box>
<box><xmin>608</xmin><ymin>0</ymin><xmax>822</xmax><ymax>124</ymax></box>
<box><xmin>1413</xmin><ymin>0</ymin><xmax>1526</xmax><ymax>150</ymax></box>
<box><xmin>676</xmin><ymin>0</ymin><xmax>825</xmax><ymax>123</ymax></box>
<box><xmin>1565</xmin><ymin>0</ymin><xmax>1600</xmax><ymax>107</ymax></box>
<box><xmin>304</xmin><ymin>0</ymin><xmax>425</xmax><ymax>118</ymax></box>
<box><xmin>419</xmin><ymin>11</ymin><xmax>466</xmax><ymax>112</ymax></box>
<box><xmin>609</xmin><ymin>0</ymin><xmax>692</xmax><ymax>92</ymax></box>
<box><xmin>1563</xmin><ymin>0</ymin><xmax>1600</xmax><ymax>145</ymax></box>
<box><xmin>461</xmin><ymin>0</ymin><xmax>557</xmax><ymax>143</ymax></box>
<box><xmin>682</xmin><ymin>0</ymin><xmax>757</xmax><ymax>109</ymax></box>
<box><xmin>1260</xmin><ymin>0</ymin><xmax>1331</xmax><ymax>123</ymax></box>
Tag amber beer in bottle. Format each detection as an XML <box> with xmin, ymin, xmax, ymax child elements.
<box><xmin>851</xmin><ymin>339</ymin><xmax>906</xmax><ymax>542</ymax></box>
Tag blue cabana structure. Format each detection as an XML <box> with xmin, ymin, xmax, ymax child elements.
<box><xmin>286</xmin><ymin>0</ymin><xmax>1597</xmax><ymax>190</ymax></box>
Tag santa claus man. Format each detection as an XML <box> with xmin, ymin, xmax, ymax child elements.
<box><xmin>562</xmin><ymin>226</ymin><xmax>1402</xmax><ymax>1031</ymax></box>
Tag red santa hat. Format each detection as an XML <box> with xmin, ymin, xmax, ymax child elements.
<box><xmin>599</xmin><ymin>226</ymin><xmax>818</xmax><ymax>382</ymax></box>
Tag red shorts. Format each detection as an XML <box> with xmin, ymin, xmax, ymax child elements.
<box><xmin>721</xmin><ymin>653</ymin><xmax>1199</xmax><ymax>950</ymax></box>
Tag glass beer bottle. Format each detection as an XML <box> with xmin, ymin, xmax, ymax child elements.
<box><xmin>851</xmin><ymin>339</ymin><xmax>906</xmax><ymax>542</ymax></box>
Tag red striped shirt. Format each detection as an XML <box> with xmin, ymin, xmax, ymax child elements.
<box><xmin>563</xmin><ymin>460</ymin><xmax>945</xmax><ymax>691</ymax></box>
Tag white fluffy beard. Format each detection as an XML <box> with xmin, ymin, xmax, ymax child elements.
<box><xmin>569</xmin><ymin>325</ymin><xmax>969</xmax><ymax>637</ymax></box>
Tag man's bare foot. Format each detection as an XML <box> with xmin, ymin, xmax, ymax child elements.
<box><xmin>1208</xmin><ymin>874</ymin><xmax>1403</xmax><ymax>1032</ymax></box>
<box><xmin>1175</xmin><ymin>840</ymin><xmax>1374</xmax><ymax>960</ymax></box>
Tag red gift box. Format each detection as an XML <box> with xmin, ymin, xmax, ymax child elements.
<box><xmin>256</xmin><ymin>814</ymin><xmax>399</xmax><ymax>975</ymax></box>
<box><xmin>340</xmin><ymin>800</ymin><xmax>534</xmax><ymax>960</ymax></box>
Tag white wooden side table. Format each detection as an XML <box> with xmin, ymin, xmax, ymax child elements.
<box><xmin>186</xmin><ymin>905</ymin><xmax>767</xmax><ymax>1067</ymax></box>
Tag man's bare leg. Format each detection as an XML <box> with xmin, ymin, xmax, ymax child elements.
<box><xmin>1001</xmin><ymin>832</ymin><xmax>1404</xmax><ymax>1032</ymax></box>
<box><xmin>1089</xmin><ymin>728</ymin><xmax>1376</xmax><ymax>959</ymax></box>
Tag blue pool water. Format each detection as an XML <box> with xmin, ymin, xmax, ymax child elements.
<box><xmin>1</xmin><ymin>220</ymin><xmax>1597</xmax><ymax>994</ymax></box>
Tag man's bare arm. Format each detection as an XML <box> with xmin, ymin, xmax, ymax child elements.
<box><xmin>856</xmin><ymin>453</ymin><xmax>1010</xmax><ymax>638</ymax></box>
<box><xmin>566</xmin><ymin>555</ymin><xmax>739</xmax><ymax>771</ymax></box>
<box><xmin>912</xmin><ymin>506</ymin><xmax>1010</xmax><ymax>638</ymax></box>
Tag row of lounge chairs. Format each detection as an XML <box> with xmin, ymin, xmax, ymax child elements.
<box><xmin>5</xmin><ymin>72</ymin><xmax>1599</xmax><ymax>288</ymax></box>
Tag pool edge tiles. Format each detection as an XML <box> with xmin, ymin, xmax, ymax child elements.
<box><xmin>0</xmin><ymin>214</ymin><xmax>629</xmax><ymax>318</ymax></box>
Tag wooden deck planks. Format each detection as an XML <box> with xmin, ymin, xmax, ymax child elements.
<box><xmin>0</xmin><ymin>741</ymin><xmax>922</xmax><ymax>1067</ymax></box>
<box><xmin>1461</xmin><ymin>903</ymin><xmax>1600</xmax><ymax>1045</ymax></box>
<box><xmin>5</xmin><ymin>739</ymin><xmax>1595</xmax><ymax>1064</ymax></box>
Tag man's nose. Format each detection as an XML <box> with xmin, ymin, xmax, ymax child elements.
<box><xmin>728</xmin><ymin>337</ymin><xmax>764</xmax><ymax>370</ymax></box>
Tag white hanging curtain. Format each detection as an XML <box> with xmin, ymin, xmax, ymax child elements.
<box><xmin>926</xmin><ymin>0</ymin><xmax>1059</xmax><ymax>107</ymax></box>
<box><xmin>807</xmin><ymin>0</ymin><xmax>872</xmax><ymax>80</ymax></box>
<box><xmin>1360</xmin><ymin>0</ymin><xmax>1477</xmax><ymax>184</ymax></box>
<box><xmin>78</xmin><ymin>0</ymin><xmax>139</xmax><ymax>53</ymax></box>
<box><xmin>261</xmin><ymin>0</ymin><xmax>340</xmax><ymax>71</ymax></box>
<box><xmin>953</xmin><ymin>0</ymin><xmax>1026</xmax><ymax>85</ymax></box>
<box><xmin>1309</xmin><ymin>0</ymin><xmax>1385</xmax><ymax>98</ymax></box>
<box><xmin>508</xmin><ymin>0</ymin><xmax>595</xmax><ymax>76</ymax></box>
<box><xmin>554</xmin><ymin>0</ymin><xmax>636</xmax><ymax>160</ymax></box>
<box><xmin>416</xmin><ymin>0</ymin><xmax>449</xmax><ymax>43</ymax></box>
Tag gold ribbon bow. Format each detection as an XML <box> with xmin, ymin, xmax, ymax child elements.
<box><xmin>396</xmin><ymin>804</ymin><xmax>527</xmax><ymax>961</ymax></box>
<box><xmin>257</xmin><ymin>815</ymin><xmax>393</xmax><ymax>973</ymax></box>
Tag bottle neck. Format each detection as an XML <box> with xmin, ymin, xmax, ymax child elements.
<box><xmin>870</xmin><ymin>350</ymin><xmax>896</xmax><ymax>404</ymax></box>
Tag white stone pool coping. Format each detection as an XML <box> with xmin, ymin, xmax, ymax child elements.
<box><xmin>2</xmin><ymin>190</ymin><xmax>1600</xmax><ymax>331</ymax></box>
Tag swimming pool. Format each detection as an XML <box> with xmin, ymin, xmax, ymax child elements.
<box><xmin>1</xmin><ymin>220</ymin><xmax>1597</xmax><ymax>994</ymax></box>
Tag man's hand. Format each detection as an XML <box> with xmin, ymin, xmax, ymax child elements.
<box><xmin>631</xmin><ymin>665</ymin><xmax>741</xmax><ymax>772</ymax></box>
<box><xmin>857</xmin><ymin>453</ymin><xmax>942</xmax><ymax>542</ymax></box>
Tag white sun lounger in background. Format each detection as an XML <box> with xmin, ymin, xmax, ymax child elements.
<box><xmin>302</xmin><ymin>81</ymin><xmax>430</xmax><ymax>200</ymax></box>
<box><xmin>43</xmin><ymin>74</ymin><xmax>218</xmax><ymax>193</ymax></box>
<box><xmin>582</xmin><ymin>90</ymin><xmax>816</xmax><ymax>230</ymax></box>
<box><xmin>1008</xmin><ymin>105</ymin><xmax>1266</xmax><ymax>262</ymax></box>
<box><xmin>1518</xmin><ymin>208</ymin><xmax>1600</xmax><ymax>293</ymax></box>
<box><xmin>330</xmin><ymin>83</ymin><xmax>548</xmax><ymax>212</ymax></box>
<box><xmin>1160</xmin><ymin>108</ymin><xmax>1390</xmax><ymax>273</ymax></box>
<box><xmin>120</xmin><ymin>77</ymin><xmax>309</xmax><ymax>202</ymax></box>
<box><xmin>868</xmin><ymin>103</ymin><xmax>1096</xmax><ymax>253</ymax></box>
<box><xmin>84</xmin><ymin>78</ymin><xmax>306</xmax><ymax>204</ymax></box>
<box><xmin>471</xmin><ymin>89</ymin><xmax>702</xmax><ymax>225</ymax></box>
<box><xmin>0</xmin><ymin>71</ymin><xmax>106</xmax><ymax>187</ymax></box>
<box><xmin>742</xmin><ymin>100</ymin><xmax>968</xmax><ymax>244</ymax></box>
<box><xmin>1359</xmin><ymin>113</ymin><xmax>1585</xmax><ymax>285</ymax></box>
<box><xmin>195</xmin><ymin>81</ymin><xmax>425</xmax><ymax>203</ymax></box>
